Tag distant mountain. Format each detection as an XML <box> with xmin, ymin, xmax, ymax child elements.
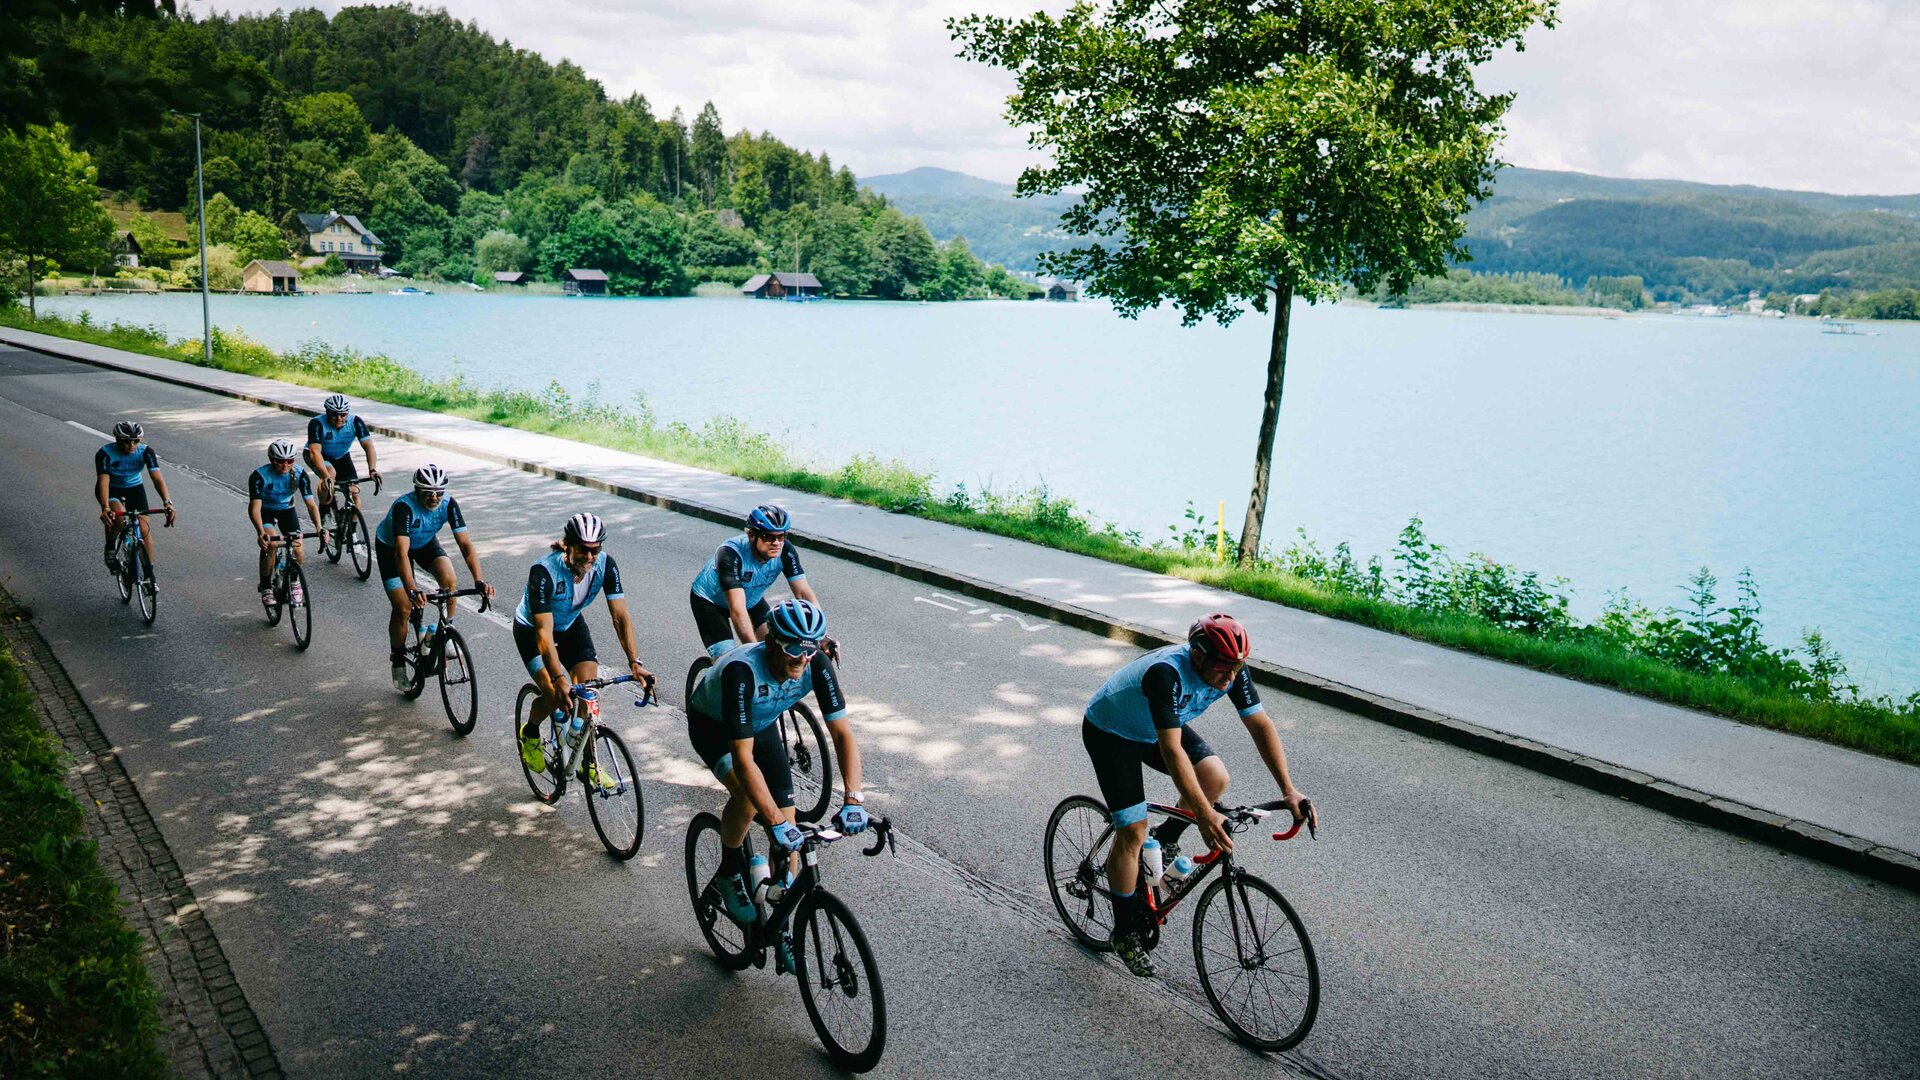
<box><xmin>861</xmin><ymin>165</ymin><xmax>1920</xmax><ymax>300</ymax></box>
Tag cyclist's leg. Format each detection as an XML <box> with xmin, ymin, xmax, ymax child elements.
<box><xmin>120</xmin><ymin>485</ymin><xmax>152</xmax><ymax>562</ymax></box>
<box><xmin>423</xmin><ymin>548</ymin><xmax>457</xmax><ymax>618</ymax></box>
<box><xmin>104</xmin><ymin>491</ymin><xmax>131</xmax><ymax>557</ymax></box>
<box><xmin>376</xmin><ymin>541</ymin><xmax>413</xmax><ymax>666</ymax></box>
<box><xmin>1147</xmin><ymin>727</ymin><xmax>1225</xmax><ymax>852</ymax></box>
<box><xmin>513</xmin><ymin>620</ymin><xmax>563</xmax><ymax>736</ymax></box>
<box><xmin>1082</xmin><ymin>720</ymin><xmax>1152</xmax><ymax>926</ymax></box>
<box><xmin>258</xmin><ymin>511</ymin><xmax>286</xmax><ymax>590</ymax></box>
<box><xmin>691</xmin><ymin>591</ymin><xmax>735</xmax><ymax>658</ymax></box>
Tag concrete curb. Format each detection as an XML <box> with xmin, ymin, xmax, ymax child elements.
<box><xmin>7</xmin><ymin>326</ymin><xmax>1915</xmax><ymax>893</ymax></box>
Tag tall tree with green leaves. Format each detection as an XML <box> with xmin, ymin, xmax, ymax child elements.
<box><xmin>691</xmin><ymin>102</ymin><xmax>728</xmax><ymax>209</ymax></box>
<box><xmin>954</xmin><ymin>0</ymin><xmax>1558</xmax><ymax>559</ymax></box>
<box><xmin>0</xmin><ymin>124</ymin><xmax>114</xmax><ymax>315</ymax></box>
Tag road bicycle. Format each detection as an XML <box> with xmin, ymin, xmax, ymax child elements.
<box><xmin>398</xmin><ymin>586</ymin><xmax>490</xmax><ymax>735</ymax></box>
<box><xmin>261</xmin><ymin>530</ymin><xmax>323</xmax><ymax>650</ymax></box>
<box><xmin>685</xmin><ymin>654</ymin><xmax>834</xmax><ymax>823</ymax></box>
<box><xmin>684</xmin><ymin>812</ymin><xmax>896</xmax><ymax>1072</ymax></box>
<box><xmin>514</xmin><ymin>673</ymin><xmax>652</xmax><ymax>860</ymax></box>
<box><xmin>106</xmin><ymin>508</ymin><xmax>165</xmax><ymax>625</ymax></box>
<box><xmin>1043</xmin><ymin>795</ymin><xmax>1320</xmax><ymax>1051</ymax></box>
<box><xmin>317</xmin><ymin>472</ymin><xmax>379</xmax><ymax>581</ymax></box>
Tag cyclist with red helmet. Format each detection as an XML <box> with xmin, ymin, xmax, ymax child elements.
<box><xmin>1081</xmin><ymin>613</ymin><xmax>1315</xmax><ymax>977</ymax></box>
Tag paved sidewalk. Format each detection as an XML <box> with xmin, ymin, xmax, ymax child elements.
<box><xmin>7</xmin><ymin>324</ymin><xmax>1917</xmax><ymax>886</ymax></box>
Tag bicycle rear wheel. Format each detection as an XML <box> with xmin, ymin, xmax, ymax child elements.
<box><xmin>287</xmin><ymin>563</ymin><xmax>312</xmax><ymax>649</ymax></box>
<box><xmin>437</xmin><ymin>627</ymin><xmax>478</xmax><ymax>736</ymax></box>
<box><xmin>514</xmin><ymin>683</ymin><xmax>563</xmax><ymax>803</ymax></box>
<box><xmin>583</xmin><ymin>725</ymin><xmax>643</xmax><ymax>859</ymax></box>
<box><xmin>134</xmin><ymin>548</ymin><xmax>158</xmax><ymax>626</ymax></box>
<box><xmin>784</xmin><ymin>703</ymin><xmax>834</xmax><ymax>824</ymax></box>
<box><xmin>683</xmin><ymin>812</ymin><xmax>753</xmax><ymax>970</ymax></box>
<box><xmin>794</xmin><ymin>888</ymin><xmax>887</xmax><ymax>1073</ymax></box>
<box><xmin>114</xmin><ymin>539</ymin><xmax>134</xmax><ymax>604</ymax></box>
<box><xmin>346</xmin><ymin>510</ymin><xmax>372</xmax><ymax>581</ymax></box>
<box><xmin>684</xmin><ymin>655</ymin><xmax>713</xmax><ymax>709</ymax></box>
<box><xmin>322</xmin><ymin>513</ymin><xmax>342</xmax><ymax>563</ymax></box>
<box><xmin>1192</xmin><ymin>872</ymin><xmax>1320</xmax><ymax>1052</ymax></box>
<box><xmin>264</xmin><ymin>568</ymin><xmax>283</xmax><ymax>626</ymax></box>
<box><xmin>1043</xmin><ymin>795</ymin><xmax>1117</xmax><ymax>951</ymax></box>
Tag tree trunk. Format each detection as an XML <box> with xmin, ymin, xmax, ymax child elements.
<box><xmin>25</xmin><ymin>256</ymin><xmax>35</xmax><ymax>318</ymax></box>
<box><xmin>1237</xmin><ymin>279</ymin><xmax>1294</xmax><ymax>562</ymax></box>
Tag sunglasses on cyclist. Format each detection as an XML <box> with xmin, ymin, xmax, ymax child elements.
<box><xmin>776</xmin><ymin>640</ymin><xmax>820</xmax><ymax>659</ymax></box>
<box><xmin>570</xmin><ymin>542</ymin><xmax>602</xmax><ymax>555</ymax></box>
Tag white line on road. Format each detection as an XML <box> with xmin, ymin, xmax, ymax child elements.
<box><xmin>66</xmin><ymin>419</ymin><xmax>109</xmax><ymax>439</ymax></box>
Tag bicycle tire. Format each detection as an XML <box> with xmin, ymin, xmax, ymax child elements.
<box><xmin>134</xmin><ymin>547</ymin><xmax>158</xmax><ymax>625</ymax></box>
<box><xmin>288</xmin><ymin>562</ymin><xmax>312</xmax><ymax>649</ymax></box>
<box><xmin>784</xmin><ymin>703</ymin><xmax>834</xmax><ymax>824</ymax></box>
<box><xmin>683</xmin><ymin>812</ymin><xmax>753</xmax><ymax>970</ymax></box>
<box><xmin>1192</xmin><ymin>872</ymin><xmax>1320</xmax><ymax>1052</ymax></box>
<box><xmin>583</xmin><ymin>725</ymin><xmax>644</xmax><ymax>860</ymax></box>
<box><xmin>264</xmin><ymin>566</ymin><xmax>284</xmax><ymax>626</ymax></box>
<box><xmin>322</xmin><ymin>512</ymin><xmax>343</xmax><ymax>563</ymax></box>
<box><xmin>514</xmin><ymin>683</ymin><xmax>564</xmax><ymax>803</ymax></box>
<box><xmin>684</xmin><ymin>654</ymin><xmax>713</xmax><ymax>710</ymax></box>
<box><xmin>346</xmin><ymin>511</ymin><xmax>372</xmax><ymax>581</ymax></box>
<box><xmin>793</xmin><ymin>888</ymin><xmax>888</xmax><ymax>1073</ymax></box>
<box><xmin>402</xmin><ymin>624</ymin><xmax>429</xmax><ymax>700</ymax></box>
<box><xmin>437</xmin><ymin>627</ymin><xmax>478</xmax><ymax>736</ymax></box>
<box><xmin>1043</xmin><ymin>795</ymin><xmax>1118</xmax><ymax>952</ymax></box>
<box><xmin>114</xmin><ymin>538</ymin><xmax>134</xmax><ymax>604</ymax></box>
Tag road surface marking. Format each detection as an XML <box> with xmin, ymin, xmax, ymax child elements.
<box><xmin>66</xmin><ymin>420</ymin><xmax>109</xmax><ymax>439</ymax></box>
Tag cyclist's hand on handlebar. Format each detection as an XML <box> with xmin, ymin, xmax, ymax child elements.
<box><xmin>99</xmin><ymin>508</ymin><xmax>115</xmax><ymax>526</ymax></box>
<box><xmin>628</xmin><ymin>659</ymin><xmax>656</xmax><ymax>693</ymax></box>
<box><xmin>163</xmin><ymin>504</ymin><xmax>177</xmax><ymax>527</ymax></box>
<box><xmin>834</xmin><ymin>802</ymin><xmax>869</xmax><ymax>834</ymax></box>
<box><xmin>1283</xmin><ymin>790</ymin><xmax>1316</xmax><ymax>833</ymax></box>
<box><xmin>771</xmin><ymin>822</ymin><xmax>805</xmax><ymax>852</ymax></box>
<box><xmin>478</xmin><ymin>579</ymin><xmax>495</xmax><ymax>597</ymax></box>
<box><xmin>256</xmin><ymin>531</ymin><xmax>273</xmax><ymax>551</ymax></box>
<box><xmin>822</xmin><ymin>636</ymin><xmax>841</xmax><ymax>663</ymax></box>
<box><xmin>1200</xmin><ymin>806</ymin><xmax>1235</xmax><ymax>855</ymax></box>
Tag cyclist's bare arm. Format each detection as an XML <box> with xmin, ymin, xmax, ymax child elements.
<box><xmin>604</xmin><ymin>597</ymin><xmax>654</xmax><ymax>688</ymax></box>
<box><xmin>360</xmin><ymin>437</ymin><xmax>377</xmax><ymax>475</ymax></box>
<box><xmin>790</xmin><ymin>577</ymin><xmax>820</xmax><ymax>605</ymax></box>
<box><xmin>95</xmin><ymin>473</ymin><xmax>114</xmax><ymax>521</ymax></box>
<box><xmin>248</xmin><ymin>499</ymin><xmax>269</xmax><ymax>547</ymax></box>
<box><xmin>304</xmin><ymin>497</ymin><xmax>322</xmax><ymax>530</ymax></box>
<box><xmin>1159</xmin><ymin>726</ymin><xmax>1232</xmax><ymax>852</ymax></box>
<box><xmin>531</xmin><ymin>610</ymin><xmax>569</xmax><ymax>698</ymax></box>
<box><xmin>724</xmin><ymin>586</ymin><xmax>758</xmax><ymax>644</ymax></box>
<box><xmin>1241</xmin><ymin>710</ymin><xmax>1314</xmax><ymax>828</ymax></box>
<box><xmin>452</xmin><ymin>531</ymin><xmax>488</xmax><ymax>591</ymax></box>
<box><xmin>149</xmin><ymin>467</ymin><xmax>175</xmax><ymax>519</ymax></box>
<box><xmin>827</xmin><ymin>717</ymin><xmax>862</xmax><ymax>801</ymax></box>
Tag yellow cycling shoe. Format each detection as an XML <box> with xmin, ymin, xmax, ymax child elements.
<box><xmin>580</xmin><ymin>762</ymin><xmax>618</xmax><ymax>793</ymax></box>
<box><xmin>519</xmin><ymin>735</ymin><xmax>547</xmax><ymax>773</ymax></box>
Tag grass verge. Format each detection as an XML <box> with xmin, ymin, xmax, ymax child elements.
<box><xmin>5</xmin><ymin>304</ymin><xmax>1916</xmax><ymax>765</ymax></box>
<box><xmin>0</xmin><ymin>638</ymin><xmax>168</xmax><ymax>1079</ymax></box>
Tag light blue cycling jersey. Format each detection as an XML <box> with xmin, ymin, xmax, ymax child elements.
<box><xmin>307</xmin><ymin>413</ymin><xmax>371</xmax><ymax>461</ymax></box>
<box><xmin>513</xmin><ymin>549</ymin><xmax>624</xmax><ymax>632</ymax></box>
<box><xmin>374</xmin><ymin>492</ymin><xmax>467</xmax><ymax>547</ymax></box>
<box><xmin>96</xmin><ymin>442</ymin><xmax>159</xmax><ymax>490</ymax></box>
<box><xmin>688</xmin><ymin>640</ymin><xmax>847</xmax><ymax>736</ymax></box>
<box><xmin>247</xmin><ymin>464</ymin><xmax>314</xmax><ymax>512</ymax></box>
<box><xmin>690</xmin><ymin>534</ymin><xmax>806</xmax><ymax>607</ymax></box>
<box><xmin>1084</xmin><ymin>644</ymin><xmax>1262</xmax><ymax>744</ymax></box>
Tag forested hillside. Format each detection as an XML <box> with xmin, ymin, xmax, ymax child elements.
<box><xmin>867</xmin><ymin>166</ymin><xmax>1920</xmax><ymax>306</ymax></box>
<box><xmin>34</xmin><ymin>4</ymin><xmax>1029</xmax><ymax>298</ymax></box>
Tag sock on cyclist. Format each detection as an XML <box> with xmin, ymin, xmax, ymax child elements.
<box><xmin>1110</xmin><ymin>889</ymin><xmax>1138</xmax><ymax>933</ymax></box>
<box><xmin>719</xmin><ymin>844</ymin><xmax>745</xmax><ymax>878</ymax></box>
<box><xmin>1154</xmin><ymin>819</ymin><xmax>1192</xmax><ymax>848</ymax></box>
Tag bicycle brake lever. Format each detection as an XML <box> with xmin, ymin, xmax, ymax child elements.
<box><xmin>863</xmin><ymin>818</ymin><xmax>893</xmax><ymax>857</ymax></box>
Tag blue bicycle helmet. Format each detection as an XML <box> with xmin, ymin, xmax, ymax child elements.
<box><xmin>746</xmin><ymin>503</ymin><xmax>791</xmax><ymax>534</ymax></box>
<box><xmin>765</xmin><ymin>598</ymin><xmax>827</xmax><ymax>644</ymax></box>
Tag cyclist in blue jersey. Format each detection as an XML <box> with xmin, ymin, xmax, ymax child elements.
<box><xmin>94</xmin><ymin>421</ymin><xmax>177</xmax><ymax>572</ymax></box>
<box><xmin>247</xmin><ymin>439</ymin><xmax>322</xmax><ymax>608</ymax></box>
<box><xmin>375</xmin><ymin>465</ymin><xmax>492</xmax><ymax>691</ymax></box>
<box><xmin>1082</xmin><ymin>613</ymin><xmax>1315</xmax><ymax>977</ymax></box>
<box><xmin>690</xmin><ymin>504</ymin><xmax>834</xmax><ymax>659</ymax></box>
<box><xmin>513</xmin><ymin>512</ymin><xmax>656</xmax><ymax>784</ymax></box>
<box><xmin>687</xmin><ymin>598</ymin><xmax>869</xmax><ymax>932</ymax></box>
<box><xmin>304</xmin><ymin>394</ymin><xmax>379</xmax><ymax>519</ymax></box>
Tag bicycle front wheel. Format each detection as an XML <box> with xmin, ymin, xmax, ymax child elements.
<box><xmin>115</xmin><ymin>542</ymin><xmax>134</xmax><ymax>604</ymax></box>
<box><xmin>683</xmin><ymin>812</ymin><xmax>753</xmax><ymax>970</ymax></box>
<box><xmin>437</xmin><ymin>627</ymin><xmax>478</xmax><ymax>736</ymax></box>
<box><xmin>322</xmin><ymin>514</ymin><xmax>342</xmax><ymax>563</ymax></box>
<box><xmin>288</xmin><ymin>563</ymin><xmax>312</xmax><ymax>649</ymax></box>
<box><xmin>514</xmin><ymin>683</ymin><xmax>563</xmax><ymax>804</ymax></box>
<box><xmin>794</xmin><ymin>888</ymin><xmax>887</xmax><ymax>1073</ymax></box>
<box><xmin>346</xmin><ymin>511</ymin><xmax>372</xmax><ymax>581</ymax></box>
<box><xmin>583</xmin><ymin>725</ymin><xmax>643</xmax><ymax>860</ymax></box>
<box><xmin>1192</xmin><ymin>872</ymin><xmax>1320</xmax><ymax>1052</ymax></box>
<box><xmin>1043</xmin><ymin>795</ymin><xmax>1117</xmax><ymax>951</ymax></box>
<box><xmin>134</xmin><ymin>548</ymin><xmax>157</xmax><ymax>626</ymax></box>
<box><xmin>784</xmin><ymin>703</ymin><xmax>834</xmax><ymax>824</ymax></box>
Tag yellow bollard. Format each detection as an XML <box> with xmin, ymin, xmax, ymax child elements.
<box><xmin>1216</xmin><ymin>500</ymin><xmax>1227</xmax><ymax>563</ymax></box>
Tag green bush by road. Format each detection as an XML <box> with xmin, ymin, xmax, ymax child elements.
<box><xmin>0</xmin><ymin>637</ymin><xmax>168</xmax><ymax>1079</ymax></box>
<box><xmin>5</xmin><ymin>305</ymin><xmax>1916</xmax><ymax>764</ymax></box>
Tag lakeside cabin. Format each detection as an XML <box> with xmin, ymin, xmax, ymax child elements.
<box><xmin>561</xmin><ymin>268</ymin><xmax>608</xmax><ymax>296</ymax></box>
<box><xmin>493</xmin><ymin>271</ymin><xmax>527</xmax><ymax>286</ymax></box>
<box><xmin>113</xmin><ymin>231</ymin><xmax>142</xmax><ymax>268</ymax></box>
<box><xmin>242</xmin><ymin>259</ymin><xmax>300</xmax><ymax>295</ymax></box>
<box><xmin>1046</xmin><ymin>282</ymin><xmax>1080</xmax><ymax>302</ymax></box>
<box><xmin>741</xmin><ymin>272</ymin><xmax>823</xmax><ymax>299</ymax></box>
<box><xmin>297</xmin><ymin>210</ymin><xmax>385</xmax><ymax>271</ymax></box>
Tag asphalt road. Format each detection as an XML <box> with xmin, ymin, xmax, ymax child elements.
<box><xmin>1</xmin><ymin>344</ymin><xmax>1916</xmax><ymax>1080</ymax></box>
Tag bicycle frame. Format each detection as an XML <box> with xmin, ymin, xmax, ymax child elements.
<box><xmin>1077</xmin><ymin>799</ymin><xmax>1310</xmax><ymax>928</ymax></box>
<box><xmin>741</xmin><ymin>819</ymin><xmax>894</xmax><ymax>948</ymax></box>
<box><xmin>407</xmin><ymin>586</ymin><xmax>488</xmax><ymax>673</ymax></box>
<box><xmin>544</xmin><ymin>673</ymin><xmax>651</xmax><ymax>792</ymax></box>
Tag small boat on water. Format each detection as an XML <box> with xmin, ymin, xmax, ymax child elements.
<box><xmin>390</xmin><ymin>285</ymin><xmax>431</xmax><ymax>296</ymax></box>
<box><xmin>1820</xmin><ymin>321</ymin><xmax>1875</xmax><ymax>336</ymax></box>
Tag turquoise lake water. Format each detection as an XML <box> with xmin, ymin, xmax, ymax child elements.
<box><xmin>38</xmin><ymin>291</ymin><xmax>1920</xmax><ymax>694</ymax></box>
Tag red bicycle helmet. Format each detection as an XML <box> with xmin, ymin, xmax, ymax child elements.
<box><xmin>1188</xmin><ymin>613</ymin><xmax>1251</xmax><ymax>664</ymax></box>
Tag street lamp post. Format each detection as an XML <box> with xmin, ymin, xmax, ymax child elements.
<box><xmin>189</xmin><ymin>112</ymin><xmax>211</xmax><ymax>364</ymax></box>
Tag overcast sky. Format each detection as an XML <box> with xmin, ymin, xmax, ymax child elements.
<box><xmin>188</xmin><ymin>0</ymin><xmax>1919</xmax><ymax>195</ymax></box>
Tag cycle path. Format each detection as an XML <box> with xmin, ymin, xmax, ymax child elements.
<box><xmin>5</xmin><ymin>324</ymin><xmax>1915</xmax><ymax>885</ymax></box>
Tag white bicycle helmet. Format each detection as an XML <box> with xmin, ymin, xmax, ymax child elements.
<box><xmin>564</xmin><ymin>512</ymin><xmax>606</xmax><ymax>545</ymax></box>
<box><xmin>112</xmin><ymin>420</ymin><xmax>144</xmax><ymax>441</ymax></box>
<box><xmin>323</xmin><ymin>393</ymin><xmax>351</xmax><ymax>414</ymax></box>
<box><xmin>267</xmin><ymin>438</ymin><xmax>299</xmax><ymax>462</ymax></box>
<box><xmin>412</xmin><ymin>464</ymin><xmax>450</xmax><ymax>492</ymax></box>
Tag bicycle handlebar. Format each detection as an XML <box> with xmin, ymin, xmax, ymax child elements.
<box><xmin>418</xmin><ymin>586</ymin><xmax>491</xmax><ymax>613</ymax></box>
<box><xmin>568</xmin><ymin>672</ymin><xmax>657</xmax><ymax>706</ymax></box>
<box><xmin>788</xmin><ymin>815</ymin><xmax>895</xmax><ymax>857</ymax></box>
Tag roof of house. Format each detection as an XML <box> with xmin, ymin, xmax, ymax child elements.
<box><xmin>493</xmin><ymin>271</ymin><xmax>526</xmax><ymax>283</ymax></box>
<box><xmin>246</xmin><ymin>259</ymin><xmax>301</xmax><ymax>278</ymax></box>
<box><xmin>773</xmin><ymin>272</ymin><xmax>823</xmax><ymax>289</ymax></box>
<box><xmin>740</xmin><ymin>274</ymin><xmax>772</xmax><ymax>293</ymax></box>
<box><xmin>119</xmin><ymin>231</ymin><xmax>142</xmax><ymax>252</ymax></box>
<box><xmin>563</xmin><ymin>268</ymin><xmax>609</xmax><ymax>282</ymax></box>
<box><xmin>296</xmin><ymin>211</ymin><xmax>383</xmax><ymax>246</ymax></box>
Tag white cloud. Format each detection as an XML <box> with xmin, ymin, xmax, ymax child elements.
<box><xmin>186</xmin><ymin>0</ymin><xmax>1918</xmax><ymax>193</ymax></box>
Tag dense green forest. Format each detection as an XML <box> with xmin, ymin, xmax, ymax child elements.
<box><xmin>869</xmin><ymin>167</ymin><xmax>1920</xmax><ymax>311</ymax></box>
<box><xmin>30</xmin><ymin>4</ymin><xmax>1032</xmax><ymax>299</ymax></box>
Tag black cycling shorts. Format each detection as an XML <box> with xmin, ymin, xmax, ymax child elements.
<box><xmin>513</xmin><ymin>617</ymin><xmax>598</xmax><ymax>676</ymax></box>
<box><xmin>325</xmin><ymin>453</ymin><xmax>359</xmax><ymax>484</ymax></box>
<box><xmin>375</xmin><ymin>538</ymin><xmax>448</xmax><ymax>591</ymax></box>
<box><xmin>690</xmin><ymin>590</ymin><xmax>770</xmax><ymax>653</ymax></box>
<box><xmin>108</xmin><ymin>485</ymin><xmax>150</xmax><ymax>515</ymax></box>
<box><xmin>260</xmin><ymin>507</ymin><xmax>302</xmax><ymax>536</ymax></box>
<box><xmin>687</xmin><ymin>710</ymin><xmax>795</xmax><ymax>810</ymax></box>
<box><xmin>1082</xmin><ymin>719</ymin><xmax>1216</xmax><ymax>827</ymax></box>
